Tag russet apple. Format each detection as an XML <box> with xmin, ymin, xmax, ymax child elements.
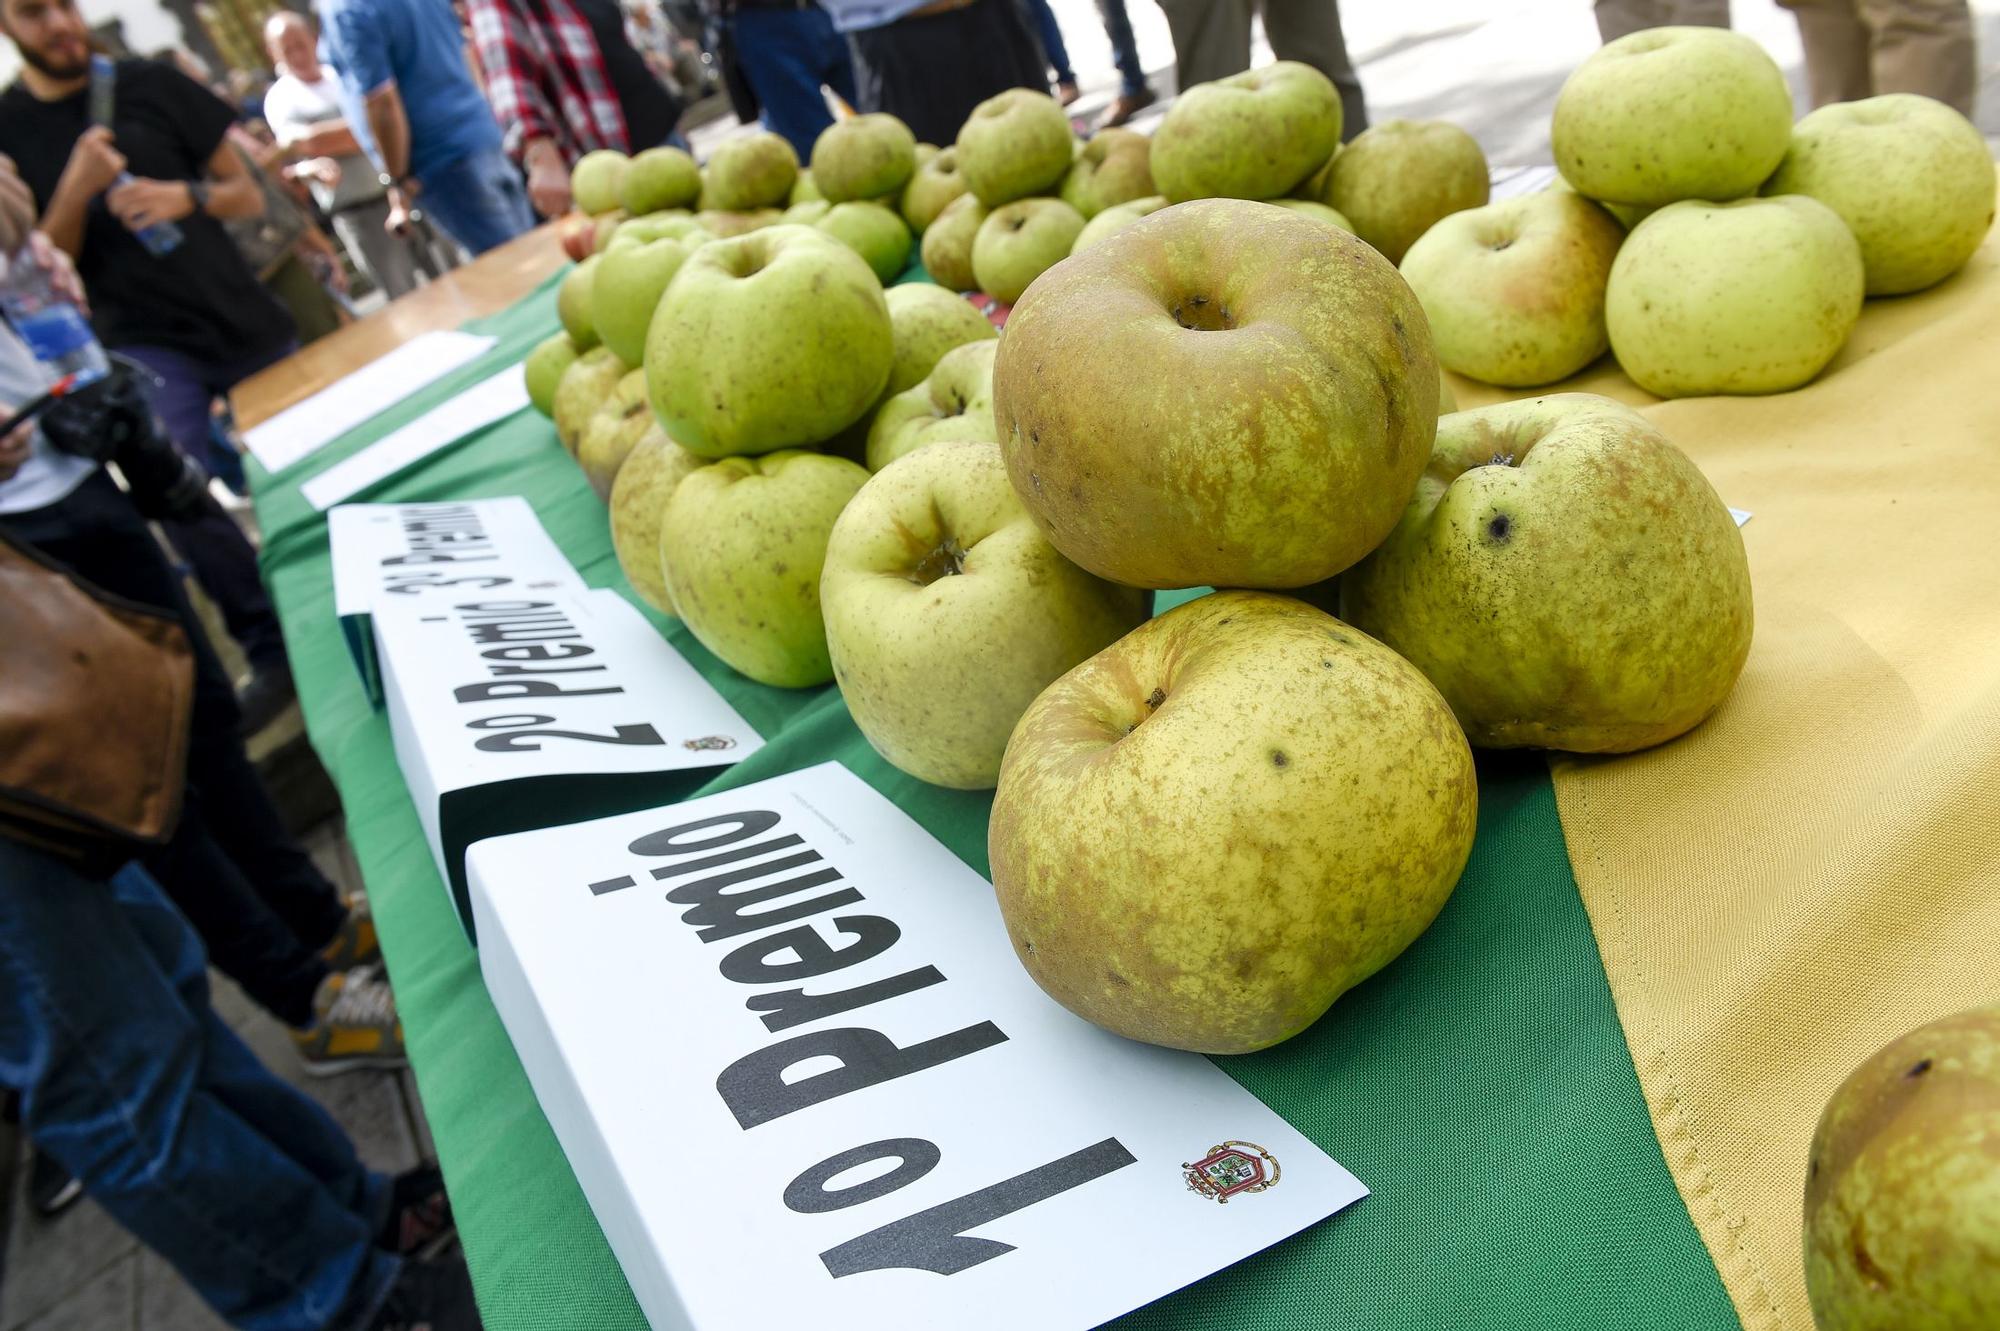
<box><xmin>607</xmin><ymin>425</ymin><xmax>703</xmax><ymax>615</ymax></box>
<box><xmin>955</xmin><ymin>88</ymin><xmax>1074</xmax><ymax>205</ymax></box>
<box><xmin>920</xmin><ymin>193</ymin><xmax>988</xmax><ymax>290</ymax></box>
<box><xmin>972</xmin><ymin>197</ymin><xmax>1086</xmax><ymax>304</ymax></box>
<box><xmin>1151</xmin><ymin>61</ymin><xmax>1340</xmax><ymax>203</ymax></box>
<box><xmin>865</xmin><ymin>339</ymin><xmax>997</xmax><ymax>471</ymax></box>
<box><xmin>1325</xmin><ymin>119</ymin><xmax>1490</xmax><ymax>264</ymax></box>
<box><xmin>811</xmin><ymin>112</ymin><xmax>917</xmax><ymax>203</ymax></box>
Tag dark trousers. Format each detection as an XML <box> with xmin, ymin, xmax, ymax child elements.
<box><xmin>1023</xmin><ymin>0</ymin><xmax>1077</xmax><ymax>83</ymax></box>
<box><xmin>849</xmin><ymin>0</ymin><xmax>1049</xmax><ymax>146</ymax></box>
<box><xmin>730</xmin><ymin>6</ymin><xmax>859</xmax><ymax>161</ymax></box>
<box><xmin>0</xmin><ymin>471</ymin><xmax>343</xmax><ymax>1028</ymax></box>
<box><xmin>1099</xmin><ymin>0</ymin><xmax>1149</xmax><ymax>96</ymax></box>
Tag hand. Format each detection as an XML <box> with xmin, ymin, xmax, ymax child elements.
<box><xmin>0</xmin><ymin>415</ymin><xmax>34</xmax><ymax>484</ymax></box>
<box><xmin>106</xmin><ymin>177</ymin><xmax>196</xmax><ymax>233</ymax></box>
<box><xmin>0</xmin><ymin>154</ymin><xmax>36</xmax><ymax>253</ymax></box>
<box><xmin>523</xmin><ymin>141</ymin><xmax>571</xmax><ymax>220</ymax></box>
<box><xmin>307</xmin><ymin>157</ymin><xmax>342</xmax><ymax>188</ymax></box>
<box><xmin>24</xmin><ymin>233</ymin><xmax>86</xmax><ymax>311</ymax></box>
<box><xmin>58</xmin><ymin>126</ymin><xmax>127</xmax><ymax>199</ymax></box>
<box><xmin>384</xmin><ymin>190</ymin><xmax>413</xmax><ymax>238</ymax></box>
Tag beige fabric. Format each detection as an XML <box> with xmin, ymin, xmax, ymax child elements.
<box><xmin>1449</xmin><ymin>205</ymin><xmax>2000</xmax><ymax>1331</ymax></box>
<box><xmin>1591</xmin><ymin>0</ymin><xmax>1731</xmax><ymax>45</ymax></box>
<box><xmin>1776</xmin><ymin>0</ymin><xmax>1977</xmax><ymax>115</ymax></box>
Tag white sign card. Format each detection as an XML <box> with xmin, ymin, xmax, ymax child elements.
<box><xmin>300</xmin><ymin>368</ymin><xmax>533</xmax><ymax>511</ymax></box>
<box><xmin>469</xmin><ymin>762</ymin><xmax>1367</xmax><ymax>1331</ymax></box>
<box><xmin>377</xmin><ymin>587</ymin><xmax>761</xmax><ymax>933</ymax></box>
<box><xmin>328</xmin><ymin>497</ymin><xmax>588</xmax><ymax>703</ymax></box>
<box><xmin>244</xmin><ymin>329</ymin><xmax>498</xmax><ymax>472</ymax></box>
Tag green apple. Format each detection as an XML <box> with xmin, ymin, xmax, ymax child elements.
<box><xmin>913</xmin><ymin>143</ymin><xmax>938</xmax><ymax>168</ymax></box>
<box><xmin>1607</xmin><ymin>196</ymin><xmax>1863</xmax><ymax>397</ymax></box>
<box><xmin>647</xmin><ymin>225</ymin><xmax>893</xmax><ymax>457</ymax></box>
<box><xmin>865</xmin><ymin>339</ymin><xmax>997</xmax><ymax>470</ymax></box>
<box><xmin>622</xmin><ymin>210</ymin><xmax>712</xmax><ymax>244</ymax></box>
<box><xmin>1436</xmin><ymin>369</ymin><xmax>1458</xmax><ymax>416</ymax></box>
<box><xmin>607</xmin><ymin>424</ymin><xmax>703</xmax><ymax>615</ymax></box>
<box><xmin>988</xmin><ymin>589</ymin><xmax>1477</xmax><ymax>1053</ymax></box>
<box><xmin>1270</xmin><ymin>198</ymin><xmax>1353</xmax><ymax>232</ymax></box>
<box><xmin>811</xmin><ymin>112</ymin><xmax>917</xmax><ymax>203</ymax></box>
<box><xmin>571</xmin><ymin>149</ymin><xmax>629</xmax><ymax>215</ymax></box>
<box><xmin>575</xmin><ymin>368</ymin><xmax>653</xmax><ymax>500</ymax></box>
<box><xmin>524</xmin><ymin>332</ymin><xmax>580</xmax><ymax>417</ymax></box>
<box><xmin>920</xmin><ymin>193</ymin><xmax>986</xmax><ymax>291</ymax></box>
<box><xmin>883</xmin><ymin>283</ymin><xmax>995</xmax><ymax>395</ymax></box>
<box><xmin>972</xmin><ymin>197</ymin><xmax>1085</xmax><ymax>304</ymax></box>
<box><xmin>1343</xmin><ymin>394</ymin><xmax>1752</xmax><ymax>750</ymax></box>
<box><xmin>550</xmin><ymin>345</ymin><xmax>627</xmax><ymax>455</ymax></box>
<box><xmin>815</xmin><ymin>200</ymin><xmax>912</xmax><ymax>283</ymax></box>
<box><xmin>1400</xmin><ymin>190</ymin><xmax>1624</xmax><ymax>387</ymax></box>
<box><xmin>1553</xmin><ymin>26</ymin><xmax>1792</xmax><ymax>208</ymax></box>
<box><xmin>556</xmin><ymin>254</ymin><xmax>601</xmax><ymax>349</ymax></box>
<box><xmin>1071</xmin><ymin>194</ymin><xmax>1167</xmax><ymax>252</ymax></box>
<box><xmin>900</xmin><ymin>146</ymin><xmax>968</xmax><ymax>234</ymax></box>
<box><xmin>822</xmin><ymin>439</ymin><xmax>1146</xmax><ymax>788</ymax></box>
<box><xmin>591</xmin><ymin>209</ymin><xmax>629</xmax><ymax>253</ymax></box>
<box><xmin>954</xmin><ymin>88</ymin><xmax>1074</xmax><ymax>205</ymax></box>
<box><xmin>780</xmin><ymin>199</ymin><xmax>830</xmax><ymax>227</ymax></box>
<box><xmin>995</xmin><ymin>199</ymin><xmax>1438</xmax><ymax>589</ymax></box>
<box><xmin>620</xmin><ymin>146</ymin><xmax>700</xmax><ymax>214</ymax></box>
<box><xmin>661</xmin><ymin>449</ymin><xmax>870</xmax><ymax>686</ymax></box>
<box><xmin>1151</xmin><ymin>61</ymin><xmax>1341</xmax><ymax>203</ymax></box>
<box><xmin>1763</xmin><ymin>94</ymin><xmax>1997</xmax><ymax>296</ymax></box>
<box><xmin>1325</xmin><ymin>119</ymin><xmax>1491</xmax><ymax>264</ymax></box>
<box><xmin>1058</xmin><ymin>127</ymin><xmax>1155</xmax><ymax>217</ymax></box>
<box><xmin>1804</xmin><ymin>1006</ymin><xmax>2000</xmax><ymax>1331</ymax></box>
<box><xmin>702</xmin><ymin>132</ymin><xmax>798</xmax><ymax>211</ymax></box>
<box><xmin>594</xmin><ymin>231</ymin><xmax>703</xmax><ymax>367</ymax></box>
<box><xmin>788</xmin><ymin>169</ymin><xmax>822</xmax><ymax>206</ymax></box>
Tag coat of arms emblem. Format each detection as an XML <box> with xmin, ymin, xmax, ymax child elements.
<box><xmin>682</xmin><ymin>736</ymin><xmax>738</xmax><ymax>751</ymax></box>
<box><xmin>1182</xmin><ymin>1141</ymin><xmax>1281</xmax><ymax>1203</ymax></box>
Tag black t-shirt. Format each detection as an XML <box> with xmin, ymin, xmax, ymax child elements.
<box><xmin>573</xmin><ymin>0</ymin><xmax>681</xmax><ymax>152</ymax></box>
<box><xmin>0</xmin><ymin>59</ymin><xmax>294</xmax><ymax>362</ymax></box>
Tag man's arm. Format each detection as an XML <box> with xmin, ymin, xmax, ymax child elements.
<box><xmin>288</xmin><ymin>119</ymin><xmax>365</xmax><ymax>159</ymax></box>
<box><xmin>364</xmin><ymin>83</ymin><xmax>413</xmax><ymax>182</ymax></box>
<box><xmin>39</xmin><ymin>127</ymin><xmax>127</xmax><ymax>258</ymax></box>
<box><xmin>103</xmin><ymin>135</ymin><xmax>265</xmax><ymax>235</ymax></box>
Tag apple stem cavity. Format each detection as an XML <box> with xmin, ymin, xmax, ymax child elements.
<box><xmin>908</xmin><ymin>534</ymin><xmax>969</xmax><ymax>586</ymax></box>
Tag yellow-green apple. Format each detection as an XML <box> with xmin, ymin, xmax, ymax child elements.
<box><xmin>1803</xmin><ymin>1006</ymin><xmax>2000</xmax><ymax>1331</ymax></box>
<box><xmin>822</xmin><ymin>439</ymin><xmax>1147</xmax><ymax>788</ymax></box>
<box><xmin>556</xmin><ymin>254</ymin><xmax>601</xmax><ymax>349</ymax></box>
<box><xmin>576</xmin><ymin>369</ymin><xmax>652</xmax><ymax>499</ymax></box>
<box><xmin>570</xmin><ymin>149</ymin><xmax>628</xmax><ymax>214</ymax></box>
<box><xmin>1607</xmin><ymin>196</ymin><xmax>1863</xmax><ymax>397</ymax></box>
<box><xmin>788</xmin><ymin>170</ymin><xmax>822</xmax><ymax>206</ymax></box>
<box><xmin>1763</xmin><ymin>94</ymin><xmax>1997</xmax><ymax>296</ymax></box>
<box><xmin>1150</xmin><ymin>61</ymin><xmax>1341</xmax><ymax>203</ymax></box>
<box><xmin>661</xmin><ymin>450</ymin><xmax>870</xmax><ymax>686</ymax></box>
<box><xmin>1059</xmin><ymin>127</ymin><xmax>1155</xmax><ymax>217</ymax></box>
<box><xmin>647</xmin><ymin>226</ymin><xmax>892</xmax><ymax>457</ymax></box>
<box><xmin>1325</xmin><ymin>119</ymin><xmax>1490</xmax><ymax>264</ymax></box>
<box><xmin>900</xmin><ymin>146</ymin><xmax>969</xmax><ymax>234</ymax></box>
<box><xmin>988</xmin><ymin>590</ymin><xmax>1477</xmax><ymax>1053</ymax></box>
<box><xmin>1553</xmin><ymin>27</ymin><xmax>1792</xmax><ymax>207</ymax></box>
<box><xmin>972</xmin><ymin>198</ymin><xmax>1085</xmax><ymax>303</ymax></box>
<box><xmin>914</xmin><ymin>142</ymin><xmax>939</xmax><ymax>168</ymax></box>
<box><xmin>1270</xmin><ymin>197</ymin><xmax>1353</xmax><ymax>232</ymax></box>
<box><xmin>1399</xmin><ymin>190</ymin><xmax>1624</xmax><ymax>387</ymax></box>
<box><xmin>815</xmin><ymin>200</ymin><xmax>912</xmax><ymax>283</ymax></box>
<box><xmin>995</xmin><ymin>199</ymin><xmax>1438</xmax><ymax>589</ymax></box>
<box><xmin>883</xmin><ymin>283</ymin><xmax>995</xmax><ymax>395</ymax></box>
<box><xmin>551</xmin><ymin>346</ymin><xmax>626</xmax><ymax>454</ymax></box>
<box><xmin>811</xmin><ymin>112</ymin><xmax>917</xmax><ymax>202</ymax></box>
<box><xmin>702</xmin><ymin>132</ymin><xmax>797</xmax><ymax>210</ymax></box>
<box><xmin>620</xmin><ymin>146</ymin><xmax>700</xmax><ymax>214</ymax></box>
<box><xmin>1070</xmin><ymin>194</ymin><xmax>1166</xmax><ymax>252</ymax></box>
<box><xmin>695</xmin><ymin>207</ymin><xmax>781</xmax><ymax>237</ymax></box>
<box><xmin>594</xmin><ymin>226</ymin><xmax>707</xmax><ymax>366</ymax></box>
<box><xmin>1343</xmin><ymin>394</ymin><xmax>1752</xmax><ymax>750</ymax></box>
<box><xmin>607</xmin><ymin>425</ymin><xmax>703</xmax><ymax>615</ymax></box>
<box><xmin>780</xmin><ymin>199</ymin><xmax>830</xmax><ymax>226</ymax></box>
<box><xmin>1436</xmin><ymin>370</ymin><xmax>1458</xmax><ymax>415</ymax></box>
<box><xmin>920</xmin><ymin>193</ymin><xmax>987</xmax><ymax>290</ymax></box>
<box><xmin>524</xmin><ymin>333</ymin><xmax>579</xmax><ymax>417</ymax></box>
<box><xmin>955</xmin><ymin>88</ymin><xmax>1074</xmax><ymax>205</ymax></box>
<box><xmin>591</xmin><ymin>209</ymin><xmax>628</xmax><ymax>252</ymax></box>
<box><xmin>865</xmin><ymin>340</ymin><xmax>997</xmax><ymax>470</ymax></box>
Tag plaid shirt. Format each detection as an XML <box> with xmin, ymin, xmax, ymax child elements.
<box><xmin>466</xmin><ymin>0</ymin><xmax>630</xmax><ymax>163</ymax></box>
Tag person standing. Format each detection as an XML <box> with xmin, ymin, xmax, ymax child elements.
<box><xmin>0</xmin><ymin>0</ymin><xmax>299</xmax><ymax>717</ymax></box>
<box><xmin>1097</xmin><ymin>0</ymin><xmax>1156</xmax><ymax>126</ymax></box>
<box><xmin>714</xmin><ymin>0</ymin><xmax>859</xmax><ymax>161</ymax></box>
<box><xmin>318</xmin><ymin>0</ymin><xmax>537</xmax><ymax>256</ymax></box>
<box><xmin>263</xmin><ymin>10</ymin><xmax>421</xmax><ymax>300</ymax></box>
<box><xmin>1591</xmin><ymin>0</ymin><xmax>1729</xmax><ymax>43</ymax></box>
<box><xmin>820</xmin><ymin>0</ymin><xmax>1048</xmax><ymax>147</ymax></box>
<box><xmin>465</xmin><ymin>0</ymin><xmax>686</xmax><ymax>219</ymax></box>
<box><xmin>1153</xmin><ymin>0</ymin><xmax>1368</xmax><ymax>137</ymax></box>
<box><xmin>1775</xmin><ymin>0</ymin><xmax>1976</xmax><ymax>116</ymax></box>
<box><xmin>1021</xmin><ymin>0</ymin><xmax>1081</xmax><ymax>102</ymax></box>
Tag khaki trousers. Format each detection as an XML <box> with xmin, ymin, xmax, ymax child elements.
<box><xmin>1154</xmin><ymin>0</ymin><xmax>1369</xmax><ymax>139</ymax></box>
<box><xmin>1590</xmin><ymin>0</ymin><xmax>1730</xmax><ymax>43</ymax></box>
<box><xmin>1776</xmin><ymin>0</ymin><xmax>1976</xmax><ymax>116</ymax></box>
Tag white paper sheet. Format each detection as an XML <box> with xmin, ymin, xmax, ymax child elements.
<box><xmin>300</xmin><ymin>369</ymin><xmax>531</xmax><ymax>511</ymax></box>
<box><xmin>243</xmin><ymin>329</ymin><xmax>498</xmax><ymax>472</ymax></box>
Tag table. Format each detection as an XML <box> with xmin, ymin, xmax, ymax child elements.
<box><xmin>237</xmin><ymin>215</ymin><xmax>2000</xmax><ymax>1331</ymax></box>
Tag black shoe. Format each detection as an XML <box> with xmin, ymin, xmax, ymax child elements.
<box><xmin>236</xmin><ymin>663</ymin><xmax>297</xmax><ymax>735</ymax></box>
<box><xmin>29</xmin><ymin>1148</ymin><xmax>83</xmax><ymax>1218</ymax></box>
<box><xmin>367</xmin><ymin>1254</ymin><xmax>483</xmax><ymax>1331</ymax></box>
<box><xmin>378</xmin><ymin>1162</ymin><xmax>456</xmax><ymax>1258</ymax></box>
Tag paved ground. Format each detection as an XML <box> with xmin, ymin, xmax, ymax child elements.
<box><xmin>5</xmin><ymin>2</ymin><xmax>1995</xmax><ymax>1327</ymax></box>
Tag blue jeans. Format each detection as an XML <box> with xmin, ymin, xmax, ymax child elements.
<box><xmin>0</xmin><ymin>845</ymin><xmax>399</xmax><ymax>1331</ymax></box>
<box><xmin>417</xmin><ymin>144</ymin><xmax>537</xmax><ymax>257</ymax></box>
<box><xmin>1098</xmin><ymin>0</ymin><xmax>1147</xmax><ymax>96</ymax></box>
<box><xmin>730</xmin><ymin>6</ymin><xmax>858</xmax><ymax>161</ymax></box>
<box><xmin>1023</xmin><ymin>0</ymin><xmax>1077</xmax><ymax>84</ymax></box>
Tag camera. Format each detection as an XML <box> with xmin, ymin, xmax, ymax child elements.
<box><xmin>41</xmin><ymin>354</ymin><xmax>212</xmax><ymax>521</ymax></box>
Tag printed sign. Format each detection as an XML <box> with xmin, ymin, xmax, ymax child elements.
<box><xmin>244</xmin><ymin>329</ymin><xmax>497</xmax><ymax>472</ymax></box>
<box><xmin>377</xmin><ymin>587</ymin><xmax>761</xmax><ymax>934</ymax></box>
<box><xmin>329</xmin><ymin>497</ymin><xmax>587</xmax><ymax>702</ymax></box>
<box><xmin>301</xmin><ymin>369</ymin><xmax>532</xmax><ymax>511</ymax></box>
<box><xmin>469</xmin><ymin>763</ymin><xmax>1367</xmax><ymax>1331</ymax></box>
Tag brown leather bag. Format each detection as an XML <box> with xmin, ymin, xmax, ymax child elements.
<box><xmin>0</xmin><ymin>531</ymin><xmax>194</xmax><ymax>867</ymax></box>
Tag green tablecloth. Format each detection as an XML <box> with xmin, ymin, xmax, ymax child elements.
<box><xmin>251</xmin><ymin>276</ymin><xmax>1742</xmax><ymax>1330</ymax></box>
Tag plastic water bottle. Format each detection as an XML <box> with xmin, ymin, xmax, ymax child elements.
<box><xmin>88</xmin><ymin>55</ymin><xmax>180</xmax><ymax>257</ymax></box>
<box><xmin>0</xmin><ymin>247</ymin><xmax>110</xmax><ymax>384</ymax></box>
<box><xmin>115</xmin><ymin>169</ymin><xmax>184</xmax><ymax>257</ymax></box>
